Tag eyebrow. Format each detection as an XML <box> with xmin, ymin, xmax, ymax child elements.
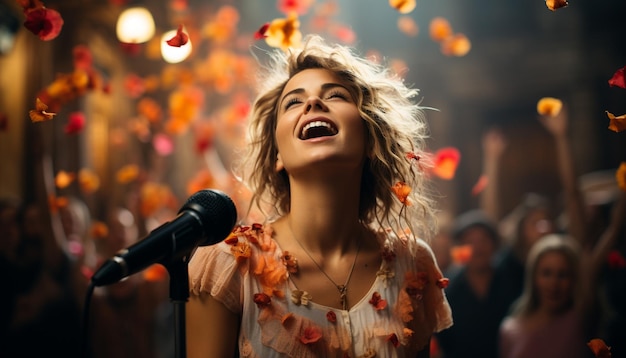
<box><xmin>279</xmin><ymin>82</ymin><xmax>348</xmax><ymax>108</ymax></box>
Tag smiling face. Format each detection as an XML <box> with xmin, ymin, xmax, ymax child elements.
<box><xmin>534</xmin><ymin>250</ymin><xmax>574</xmax><ymax>313</ymax></box>
<box><xmin>274</xmin><ymin>68</ymin><xmax>366</xmax><ymax>175</ymax></box>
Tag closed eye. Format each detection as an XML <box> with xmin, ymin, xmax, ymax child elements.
<box><xmin>284</xmin><ymin>97</ymin><xmax>303</xmax><ymax>110</ymax></box>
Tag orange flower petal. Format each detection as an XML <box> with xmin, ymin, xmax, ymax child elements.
<box><xmin>398</xmin><ymin>16</ymin><xmax>419</xmax><ymax>37</ymax></box>
<box><xmin>537</xmin><ymin>97</ymin><xmax>563</xmax><ymax>117</ymax></box>
<box><xmin>471</xmin><ymin>174</ymin><xmax>489</xmax><ymax>196</ymax></box>
<box><xmin>389</xmin><ymin>0</ymin><xmax>416</xmax><ymax>14</ymax></box>
<box><xmin>545</xmin><ymin>0</ymin><xmax>569</xmax><ymax>11</ymax></box>
<box><xmin>392</xmin><ymin>181</ymin><xmax>412</xmax><ymax>206</ymax></box>
<box><xmin>78</xmin><ymin>168</ymin><xmax>100</xmax><ymax>194</ymax></box>
<box><xmin>143</xmin><ymin>264</ymin><xmax>168</xmax><ymax>282</ymax></box>
<box><xmin>429</xmin><ymin>17</ymin><xmax>453</xmax><ymax>42</ymax></box>
<box><xmin>587</xmin><ymin>338</ymin><xmax>611</xmax><ymax>358</ymax></box>
<box><xmin>432</xmin><ymin>147</ymin><xmax>461</xmax><ymax>180</ymax></box>
<box><xmin>55</xmin><ymin>170</ymin><xmax>75</xmax><ymax>189</ymax></box>
<box><xmin>606</xmin><ymin>111</ymin><xmax>626</xmax><ymax>133</ymax></box>
<box><xmin>29</xmin><ymin>98</ymin><xmax>56</xmax><ymax>122</ymax></box>
<box><xmin>441</xmin><ymin>33</ymin><xmax>471</xmax><ymax>57</ymax></box>
<box><xmin>450</xmin><ymin>244</ymin><xmax>473</xmax><ymax>265</ymax></box>
<box><xmin>265</xmin><ymin>13</ymin><xmax>302</xmax><ymax>50</ymax></box>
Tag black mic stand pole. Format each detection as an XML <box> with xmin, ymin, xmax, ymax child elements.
<box><xmin>163</xmin><ymin>248</ymin><xmax>193</xmax><ymax>358</ymax></box>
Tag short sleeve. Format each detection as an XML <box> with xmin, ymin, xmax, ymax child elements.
<box><xmin>188</xmin><ymin>242</ymin><xmax>242</xmax><ymax>314</ymax></box>
<box><xmin>414</xmin><ymin>239</ymin><xmax>454</xmax><ymax>334</ymax></box>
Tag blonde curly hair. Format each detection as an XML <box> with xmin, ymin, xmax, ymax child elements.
<box><xmin>236</xmin><ymin>35</ymin><xmax>438</xmax><ymax>243</ymax></box>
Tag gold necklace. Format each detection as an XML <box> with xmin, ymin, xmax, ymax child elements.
<box><xmin>288</xmin><ymin>221</ymin><xmax>362</xmax><ymax>310</ymax></box>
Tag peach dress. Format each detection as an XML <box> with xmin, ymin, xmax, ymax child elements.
<box><xmin>189</xmin><ymin>224</ymin><xmax>453</xmax><ymax>357</ymax></box>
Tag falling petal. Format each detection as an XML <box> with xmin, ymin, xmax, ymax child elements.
<box><xmin>608</xmin><ymin>66</ymin><xmax>626</xmax><ymax>89</ymax></box>
<box><xmin>73</xmin><ymin>45</ymin><xmax>92</xmax><ymax>70</ymax></box>
<box><xmin>143</xmin><ymin>264</ymin><xmax>168</xmax><ymax>281</ymax></box>
<box><xmin>545</xmin><ymin>0</ymin><xmax>569</xmax><ymax>11</ymax></box>
<box><xmin>166</xmin><ymin>24</ymin><xmax>189</xmax><ymax>47</ymax></box>
<box><xmin>471</xmin><ymin>174</ymin><xmax>489</xmax><ymax>196</ymax></box>
<box><xmin>23</xmin><ymin>7</ymin><xmax>64</xmax><ymax>41</ymax></box>
<box><xmin>78</xmin><ymin>168</ymin><xmax>100</xmax><ymax>194</ymax></box>
<box><xmin>441</xmin><ymin>33</ymin><xmax>471</xmax><ymax>57</ymax></box>
<box><xmin>432</xmin><ymin>147</ymin><xmax>461</xmax><ymax>180</ymax></box>
<box><xmin>116</xmin><ymin>164</ymin><xmax>140</xmax><ymax>184</ymax></box>
<box><xmin>398</xmin><ymin>16</ymin><xmax>419</xmax><ymax>37</ymax></box>
<box><xmin>55</xmin><ymin>170</ymin><xmax>75</xmax><ymax>189</ymax></box>
<box><xmin>537</xmin><ymin>97</ymin><xmax>563</xmax><ymax>117</ymax></box>
<box><xmin>389</xmin><ymin>0</ymin><xmax>416</xmax><ymax>14</ymax></box>
<box><xmin>605</xmin><ymin>111</ymin><xmax>626</xmax><ymax>132</ymax></box>
<box><xmin>450</xmin><ymin>244</ymin><xmax>473</xmax><ymax>265</ymax></box>
<box><xmin>278</xmin><ymin>0</ymin><xmax>314</xmax><ymax>15</ymax></box>
<box><xmin>64</xmin><ymin>112</ymin><xmax>86</xmax><ymax>134</ymax></box>
<box><xmin>29</xmin><ymin>98</ymin><xmax>56</xmax><ymax>122</ymax></box>
<box><xmin>254</xmin><ymin>22</ymin><xmax>269</xmax><ymax>39</ymax></box>
<box><xmin>429</xmin><ymin>17</ymin><xmax>453</xmax><ymax>42</ymax></box>
<box><xmin>587</xmin><ymin>338</ymin><xmax>612</xmax><ymax>358</ymax></box>
<box><xmin>153</xmin><ymin>133</ymin><xmax>174</xmax><ymax>156</ymax></box>
<box><xmin>265</xmin><ymin>13</ymin><xmax>302</xmax><ymax>50</ymax></box>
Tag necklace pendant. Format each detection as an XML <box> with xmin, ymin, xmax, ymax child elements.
<box><xmin>338</xmin><ymin>285</ymin><xmax>348</xmax><ymax>310</ymax></box>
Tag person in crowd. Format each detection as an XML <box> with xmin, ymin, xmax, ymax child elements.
<box><xmin>185</xmin><ymin>34</ymin><xmax>453</xmax><ymax>357</ymax></box>
<box><xmin>434</xmin><ymin>209</ymin><xmax>515</xmax><ymax>358</ymax></box>
<box><xmin>499</xmin><ymin>189</ymin><xmax>625</xmax><ymax>358</ymax></box>
<box><xmin>88</xmin><ymin>206</ymin><xmax>171</xmax><ymax>358</ymax></box>
<box><xmin>2</xmin><ymin>200</ymin><xmax>83</xmax><ymax>357</ymax></box>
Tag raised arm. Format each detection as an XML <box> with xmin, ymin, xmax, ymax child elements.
<box><xmin>479</xmin><ymin>127</ymin><xmax>507</xmax><ymax>223</ymax></box>
<box><xmin>537</xmin><ymin>106</ymin><xmax>588</xmax><ymax>247</ymax></box>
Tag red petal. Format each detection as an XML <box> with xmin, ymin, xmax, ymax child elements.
<box><xmin>166</xmin><ymin>24</ymin><xmax>189</xmax><ymax>47</ymax></box>
<box><xmin>608</xmin><ymin>66</ymin><xmax>626</xmax><ymax>89</ymax></box>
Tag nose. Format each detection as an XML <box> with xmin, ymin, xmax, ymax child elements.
<box><xmin>303</xmin><ymin>96</ymin><xmax>328</xmax><ymax>114</ymax></box>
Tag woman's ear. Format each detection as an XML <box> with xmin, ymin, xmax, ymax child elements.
<box><xmin>275</xmin><ymin>152</ymin><xmax>284</xmax><ymax>172</ymax></box>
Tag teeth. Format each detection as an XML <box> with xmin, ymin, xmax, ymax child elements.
<box><xmin>301</xmin><ymin>121</ymin><xmax>337</xmax><ymax>139</ymax></box>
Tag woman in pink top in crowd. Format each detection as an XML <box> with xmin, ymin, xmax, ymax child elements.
<box><xmin>185</xmin><ymin>35</ymin><xmax>453</xmax><ymax>357</ymax></box>
<box><xmin>499</xmin><ymin>190</ymin><xmax>626</xmax><ymax>358</ymax></box>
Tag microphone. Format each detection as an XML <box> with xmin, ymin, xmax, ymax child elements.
<box><xmin>91</xmin><ymin>189</ymin><xmax>237</xmax><ymax>286</ymax></box>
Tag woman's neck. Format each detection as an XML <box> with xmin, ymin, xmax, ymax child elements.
<box><xmin>282</xmin><ymin>173</ymin><xmax>363</xmax><ymax>255</ymax></box>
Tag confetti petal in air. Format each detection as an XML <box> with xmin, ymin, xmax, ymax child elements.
<box><xmin>606</xmin><ymin>111</ymin><xmax>626</xmax><ymax>133</ymax></box>
<box><xmin>265</xmin><ymin>13</ymin><xmax>302</xmax><ymax>50</ymax></box>
<box><xmin>254</xmin><ymin>23</ymin><xmax>269</xmax><ymax>39</ymax></box>
<box><xmin>392</xmin><ymin>181</ymin><xmax>412</xmax><ymax>206</ymax></box>
<box><xmin>64</xmin><ymin>112</ymin><xmax>85</xmax><ymax>134</ymax></box>
<box><xmin>450</xmin><ymin>244</ymin><xmax>473</xmax><ymax>265</ymax></box>
<box><xmin>608</xmin><ymin>66</ymin><xmax>626</xmax><ymax>89</ymax></box>
<box><xmin>545</xmin><ymin>0</ymin><xmax>569</xmax><ymax>11</ymax></box>
<box><xmin>23</xmin><ymin>6</ymin><xmax>64</xmax><ymax>41</ymax></box>
<box><xmin>441</xmin><ymin>33</ymin><xmax>471</xmax><ymax>57</ymax></box>
<box><xmin>587</xmin><ymin>338</ymin><xmax>612</xmax><ymax>358</ymax></box>
<box><xmin>429</xmin><ymin>17</ymin><xmax>453</xmax><ymax>42</ymax></box>
<box><xmin>78</xmin><ymin>168</ymin><xmax>100</xmax><ymax>194</ymax></box>
<box><xmin>143</xmin><ymin>264</ymin><xmax>169</xmax><ymax>282</ymax></box>
<box><xmin>432</xmin><ymin>147</ymin><xmax>461</xmax><ymax>180</ymax></box>
<box><xmin>72</xmin><ymin>45</ymin><xmax>92</xmax><ymax>70</ymax></box>
<box><xmin>166</xmin><ymin>24</ymin><xmax>189</xmax><ymax>47</ymax></box>
<box><xmin>537</xmin><ymin>97</ymin><xmax>563</xmax><ymax>117</ymax></box>
<box><xmin>153</xmin><ymin>133</ymin><xmax>174</xmax><ymax>156</ymax></box>
<box><xmin>616</xmin><ymin>162</ymin><xmax>626</xmax><ymax>192</ymax></box>
<box><xmin>55</xmin><ymin>170</ymin><xmax>75</xmax><ymax>189</ymax></box>
<box><xmin>398</xmin><ymin>16</ymin><xmax>419</xmax><ymax>37</ymax></box>
<box><xmin>29</xmin><ymin>98</ymin><xmax>56</xmax><ymax>122</ymax></box>
<box><xmin>329</xmin><ymin>24</ymin><xmax>356</xmax><ymax>44</ymax></box>
<box><xmin>116</xmin><ymin>164</ymin><xmax>140</xmax><ymax>184</ymax></box>
<box><xmin>389</xmin><ymin>0</ymin><xmax>416</xmax><ymax>14</ymax></box>
<box><xmin>90</xmin><ymin>221</ymin><xmax>108</xmax><ymax>240</ymax></box>
<box><xmin>137</xmin><ymin>97</ymin><xmax>163</xmax><ymax>123</ymax></box>
<box><xmin>278</xmin><ymin>0</ymin><xmax>314</xmax><ymax>15</ymax></box>
<box><xmin>471</xmin><ymin>174</ymin><xmax>489</xmax><ymax>196</ymax></box>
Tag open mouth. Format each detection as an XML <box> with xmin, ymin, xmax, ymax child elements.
<box><xmin>299</xmin><ymin>120</ymin><xmax>338</xmax><ymax>140</ymax></box>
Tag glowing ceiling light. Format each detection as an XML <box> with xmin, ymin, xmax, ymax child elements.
<box><xmin>116</xmin><ymin>7</ymin><xmax>155</xmax><ymax>44</ymax></box>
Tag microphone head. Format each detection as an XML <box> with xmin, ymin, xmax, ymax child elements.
<box><xmin>181</xmin><ymin>189</ymin><xmax>237</xmax><ymax>246</ymax></box>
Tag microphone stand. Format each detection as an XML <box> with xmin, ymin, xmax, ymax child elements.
<box><xmin>163</xmin><ymin>251</ymin><xmax>192</xmax><ymax>358</ymax></box>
